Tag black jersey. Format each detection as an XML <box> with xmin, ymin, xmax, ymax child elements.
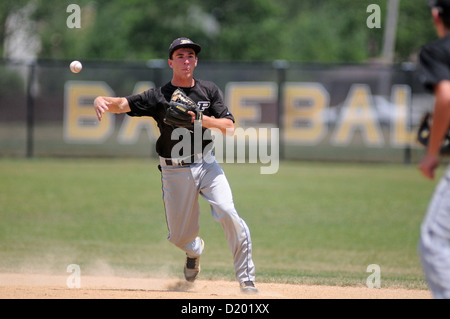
<box><xmin>126</xmin><ymin>78</ymin><xmax>234</xmax><ymax>158</ymax></box>
<box><xmin>419</xmin><ymin>35</ymin><xmax>450</xmax><ymax>92</ymax></box>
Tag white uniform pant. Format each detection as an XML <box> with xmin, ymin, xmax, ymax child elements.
<box><xmin>419</xmin><ymin>166</ymin><xmax>450</xmax><ymax>299</ymax></box>
<box><xmin>159</xmin><ymin>152</ymin><xmax>256</xmax><ymax>284</ymax></box>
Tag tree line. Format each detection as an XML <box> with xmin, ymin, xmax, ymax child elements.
<box><xmin>0</xmin><ymin>0</ymin><xmax>437</xmax><ymax>63</ymax></box>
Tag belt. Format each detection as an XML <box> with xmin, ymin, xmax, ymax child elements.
<box><xmin>164</xmin><ymin>153</ymin><xmax>202</xmax><ymax>167</ymax></box>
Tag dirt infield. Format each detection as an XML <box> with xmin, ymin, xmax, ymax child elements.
<box><xmin>0</xmin><ymin>273</ymin><xmax>431</xmax><ymax>299</ymax></box>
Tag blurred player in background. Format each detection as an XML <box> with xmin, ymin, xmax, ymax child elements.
<box><xmin>418</xmin><ymin>0</ymin><xmax>450</xmax><ymax>299</ymax></box>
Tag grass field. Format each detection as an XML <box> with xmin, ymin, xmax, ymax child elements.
<box><xmin>0</xmin><ymin>158</ymin><xmax>441</xmax><ymax>290</ymax></box>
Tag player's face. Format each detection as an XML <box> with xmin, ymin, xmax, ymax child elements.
<box><xmin>169</xmin><ymin>48</ymin><xmax>198</xmax><ymax>77</ymax></box>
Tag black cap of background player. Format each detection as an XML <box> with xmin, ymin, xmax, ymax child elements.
<box><xmin>168</xmin><ymin>38</ymin><xmax>202</xmax><ymax>59</ymax></box>
<box><xmin>429</xmin><ymin>0</ymin><xmax>450</xmax><ymax>28</ymax></box>
<box><xmin>429</xmin><ymin>0</ymin><xmax>450</xmax><ymax>13</ymax></box>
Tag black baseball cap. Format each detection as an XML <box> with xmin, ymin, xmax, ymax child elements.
<box><xmin>429</xmin><ymin>0</ymin><xmax>450</xmax><ymax>11</ymax></box>
<box><xmin>168</xmin><ymin>37</ymin><xmax>201</xmax><ymax>59</ymax></box>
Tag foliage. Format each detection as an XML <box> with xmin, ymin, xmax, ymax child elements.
<box><xmin>0</xmin><ymin>0</ymin><xmax>438</xmax><ymax>62</ymax></box>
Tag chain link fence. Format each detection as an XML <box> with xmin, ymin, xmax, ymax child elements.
<box><xmin>0</xmin><ymin>58</ymin><xmax>433</xmax><ymax>163</ymax></box>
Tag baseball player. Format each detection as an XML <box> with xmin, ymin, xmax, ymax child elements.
<box><xmin>418</xmin><ymin>0</ymin><xmax>450</xmax><ymax>299</ymax></box>
<box><xmin>93</xmin><ymin>38</ymin><xmax>257</xmax><ymax>293</ymax></box>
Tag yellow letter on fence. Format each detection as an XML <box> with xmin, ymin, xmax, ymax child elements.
<box><xmin>283</xmin><ymin>83</ymin><xmax>328</xmax><ymax>144</ymax></box>
<box><xmin>390</xmin><ymin>85</ymin><xmax>415</xmax><ymax>147</ymax></box>
<box><xmin>64</xmin><ymin>81</ymin><xmax>115</xmax><ymax>143</ymax></box>
<box><xmin>225</xmin><ymin>82</ymin><xmax>277</xmax><ymax>128</ymax></box>
<box><xmin>332</xmin><ymin>84</ymin><xmax>384</xmax><ymax>147</ymax></box>
<box><xmin>118</xmin><ymin>82</ymin><xmax>159</xmax><ymax>144</ymax></box>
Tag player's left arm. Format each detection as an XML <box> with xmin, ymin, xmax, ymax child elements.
<box><xmin>419</xmin><ymin>80</ymin><xmax>450</xmax><ymax>179</ymax></box>
<box><xmin>202</xmin><ymin>116</ymin><xmax>235</xmax><ymax>136</ymax></box>
<box><xmin>186</xmin><ymin>111</ymin><xmax>234</xmax><ymax>135</ymax></box>
<box><xmin>188</xmin><ymin>84</ymin><xmax>235</xmax><ymax>135</ymax></box>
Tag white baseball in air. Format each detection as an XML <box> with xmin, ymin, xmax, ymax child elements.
<box><xmin>70</xmin><ymin>60</ymin><xmax>82</xmax><ymax>73</ymax></box>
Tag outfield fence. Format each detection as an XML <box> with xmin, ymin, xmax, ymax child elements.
<box><xmin>0</xmin><ymin>58</ymin><xmax>433</xmax><ymax>163</ymax></box>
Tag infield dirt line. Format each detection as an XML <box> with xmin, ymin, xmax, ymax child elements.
<box><xmin>0</xmin><ymin>273</ymin><xmax>432</xmax><ymax>299</ymax></box>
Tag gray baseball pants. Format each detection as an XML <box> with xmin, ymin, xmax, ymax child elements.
<box><xmin>159</xmin><ymin>152</ymin><xmax>256</xmax><ymax>284</ymax></box>
<box><xmin>419</xmin><ymin>165</ymin><xmax>450</xmax><ymax>299</ymax></box>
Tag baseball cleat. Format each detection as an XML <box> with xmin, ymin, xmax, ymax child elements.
<box><xmin>184</xmin><ymin>239</ymin><xmax>204</xmax><ymax>282</ymax></box>
<box><xmin>240</xmin><ymin>281</ymin><xmax>258</xmax><ymax>294</ymax></box>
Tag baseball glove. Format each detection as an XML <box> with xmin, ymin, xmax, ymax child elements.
<box><xmin>163</xmin><ymin>89</ymin><xmax>202</xmax><ymax>129</ymax></box>
<box><xmin>417</xmin><ymin>112</ymin><xmax>450</xmax><ymax>155</ymax></box>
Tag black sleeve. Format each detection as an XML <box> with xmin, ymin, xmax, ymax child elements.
<box><xmin>209</xmin><ymin>85</ymin><xmax>235</xmax><ymax>123</ymax></box>
<box><xmin>419</xmin><ymin>44</ymin><xmax>450</xmax><ymax>92</ymax></box>
<box><xmin>125</xmin><ymin>89</ymin><xmax>158</xmax><ymax>117</ymax></box>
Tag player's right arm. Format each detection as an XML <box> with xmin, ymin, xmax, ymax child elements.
<box><xmin>93</xmin><ymin>96</ymin><xmax>131</xmax><ymax>121</ymax></box>
<box><xmin>419</xmin><ymin>80</ymin><xmax>450</xmax><ymax>179</ymax></box>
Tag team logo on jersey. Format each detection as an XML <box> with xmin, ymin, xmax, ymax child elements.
<box><xmin>197</xmin><ymin>101</ymin><xmax>210</xmax><ymax>112</ymax></box>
